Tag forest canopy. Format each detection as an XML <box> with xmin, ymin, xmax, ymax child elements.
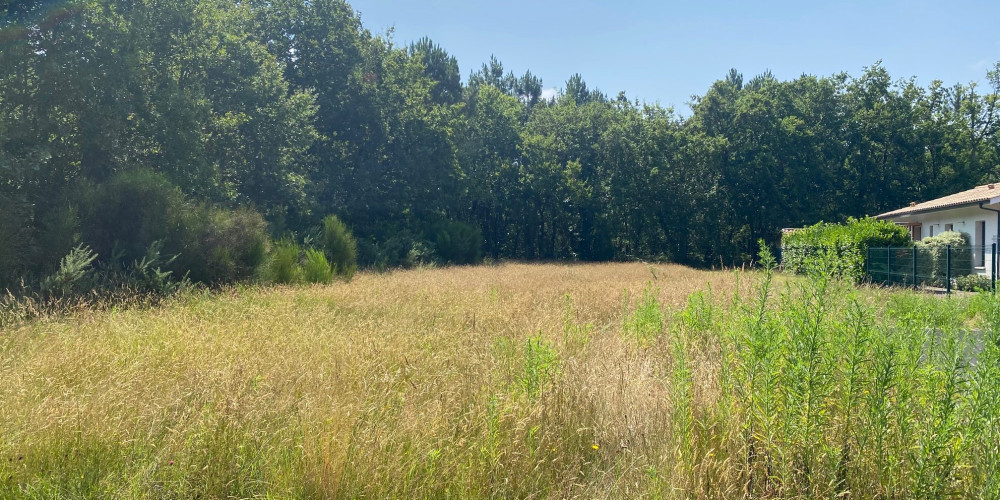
<box><xmin>2</xmin><ymin>0</ymin><xmax>999</xmax><ymax>289</ymax></box>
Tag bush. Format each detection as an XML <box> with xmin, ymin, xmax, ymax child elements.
<box><xmin>40</xmin><ymin>244</ymin><xmax>98</xmax><ymax>298</ymax></box>
<box><xmin>76</xmin><ymin>170</ymin><xmax>190</xmax><ymax>265</ymax></box>
<box><xmin>915</xmin><ymin>231</ymin><xmax>972</xmax><ymax>286</ymax></box>
<box><xmin>303</xmin><ymin>248</ymin><xmax>335</xmax><ymax>284</ymax></box>
<box><xmin>433</xmin><ymin>220</ymin><xmax>483</xmax><ymax>265</ymax></box>
<box><xmin>358</xmin><ymin>229</ymin><xmax>437</xmax><ymax>271</ymax></box>
<box><xmin>319</xmin><ymin>215</ymin><xmax>357</xmax><ymax>279</ymax></box>
<box><xmin>782</xmin><ymin>217</ymin><xmax>912</xmax><ymax>281</ymax></box>
<box><xmin>956</xmin><ymin>273</ymin><xmax>992</xmax><ymax>292</ymax></box>
<box><xmin>181</xmin><ymin>206</ymin><xmax>270</xmax><ymax>284</ymax></box>
<box><xmin>622</xmin><ymin>285</ymin><xmax>663</xmax><ymax>345</ymax></box>
<box><xmin>263</xmin><ymin>239</ymin><xmax>304</xmax><ymax>284</ymax></box>
<box><xmin>76</xmin><ymin>170</ymin><xmax>271</xmax><ymax>285</ymax></box>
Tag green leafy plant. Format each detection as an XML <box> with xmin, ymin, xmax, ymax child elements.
<box><xmin>41</xmin><ymin>244</ymin><xmax>98</xmax><ymax>297</ymax></box>
<box><xmin>915</xmin><ymin>231</ymin><xmax>973</xmax><ymax>286</ymax></box>
<box><xmin>519</xmin><ymin>334</ymin><xmax>560</xmax><ymax>399</ymax></box>
<box><xmin>955</xmin><ymin>273</ymin><xmax>992</xmax><ymax>292</ymax></box>
<box><xmin>319</xmin><ymin>215</ymin><xmax>357</xmax><ymax>280</ymax></box>
<box><xmin>782</xmin><ymin>217</ymin><xmax>912</xmax><ymax>282</ymax></box>
<box><xmin>303</xmin><ymin>248</ymin><xmax>335</xmax><ymax>284</ymax></box>
<box><xmin>264</xmin><ymin>239</ymin><xmax>304</xmax><ymax>285</ymax></box>
<box><xmin>432</xmin><ymin>220</ymin><xmax>483</xmax><ymax>265</ymax></box>
<box><xmin>622</xmin><ymin>284</ymin><xmax>663</xmax><ymax>345</ymax></box>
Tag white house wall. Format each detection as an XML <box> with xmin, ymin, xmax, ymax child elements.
<box><xmin>887</xmin><ymin>204</ymin><xmax>1000</xmax><ymax>276</ymax></box>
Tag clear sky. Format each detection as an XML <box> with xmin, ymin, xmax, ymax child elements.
<box><xmin>348</xmin><ymin>0</ymin><xmax>1000</xmax><ymax>112</ymax></box>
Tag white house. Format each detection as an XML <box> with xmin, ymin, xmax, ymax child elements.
<box><xmin>876</xmin><ymin>183</ymin><xmax>1000</xmax><ymax>276</ymax></box>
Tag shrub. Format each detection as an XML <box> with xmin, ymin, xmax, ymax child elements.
<box><xmin>114</xmin><ymin>240</ymin><xmax>187</xmax><ymax>297</ymax></box>
<box><xmin>432</xmin><ymin>220</ymin><xmax>483</xmax><ymax>265</ymax></box>
<box><xmin>34</xmin><ymin>203</ymin><xmax>82</xmax><ymax>277</ymax></box>
<box><xmin>359</xmin><ymin>229</ymin><xmax>437</xmax><ymax>271</ymax></box>
<box><xmin>76</xmin><ymin>170</ymin><xmax>190</xmax><ymax>266</ymax></box>
<box><xmin>407</xmin><ymin>240</ymin><xmax>436</xmax><ymax>268</ymax></box>
<box><xmin>263</xmin><ymin>239</ymin><xmax>304</xmax><ymax>284</ymax></box>
<box><xmin>915</xmin><ymin>231</ymin><xmax>972</xmax><ymax>286</ymax></box>
<box><xmin>303</xmin><ymin>248</ymin><xmax>335</xmax><ymax>284</ymax></box>
<box><xmin>782</xmin><ymin>217</ymin><xmax>912</xmax><ymax>281</ymax></box>
<box><xmin>76</xmin><ymin>170</ymin><xmax>271</xmax><ymax>285</ymax></box>
<box><xmin>956</xmin><ymin>273</ymin><xmax>992</xmax><ymax>292</ymax></box>
<box><xmin>40</xmin><ymin>244</ymin><xmax>98</xmax><ymax>298</ymax></box>
<box><xmin>181</xmin><ymin>206</ymin><xmax>270</xmax><ymax>284</ymax></box>
<box><xmin>319</xmin><ymin>215</ymin><xmax>357</xmax><ymax>279</ymax></box>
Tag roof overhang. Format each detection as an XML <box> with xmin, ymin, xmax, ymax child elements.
<box><xmin>877</xmin><ymin>197</ymin><xmax>1000</xmax><ymax>220</ymax></box>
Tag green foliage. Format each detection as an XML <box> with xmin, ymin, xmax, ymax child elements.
<box><xmin>319</xmin><ymin>215</ymin><xmax>357</xmax><ymax>280</ymax></box>
<box><xmin>75</xmin><ymin>170</ymin><xmax>270</xmax><ymax>286</ymax></box>
<box><xmin>358</xmin><ymin>229</ymin><xmax>436</xmax><ymax>271</ymax></box>
<box><xmin>76</xmin><ymin>170</ymin><xmax>189</xmax><ymax>269</ymax></box>
<box><xmin>519</xmin><ymin>334</ymin><xmax>560</xmax><ymax>399</ymax></box>
<box><xmin>119</xmin><ymin>240</ymin><xmax>187</xmax><ymax>297</ymax></box>
<box><xmin>782</xmin><ymin>217</ymin><xmax>912</xmax><ymax>281</ymax></box>
<box><xmin>955</xmin><ymin>273</ymin><xmax>992</xmax><ymax>292</ymax></box>
<box><xmin>263</xmin><ymin>240</ymin><xmax>304</xmax><ymax>285</ymax></box>
<box><xmin>40</xmin><ymin>245</ymin><xmax>98</xmax><ymax>298</ymax></box>
<box><xmin>0</xmin><ymin>195</ymin><xmax>34</xmax><ymax>287</ymax></box>
<box><xmin>185</xmin><ymin>207</ymin><xmax>270</xmax><ymax>285</ymax></box>
<box><xmin>302</xmin><ymin>248</ymin><xmax>335</xmax><ymax>284</ymax></box>
<box><xmin>915</xmin><ymin>231</ymin><xmax>973</xmax><ymax>285</ymax></box>
<box><xmin>432</xmin><ymin>220</ymin><xmax>483</xmax><ymax>265</ymax></box>
<box><xmin>4</xmin><ymin>0</ymin><xmax>1000</xmax><ymax>297</ymax></box>
<box><xmin>622</xmin><ymin>284</ymin><xmax>664</xmax><ymax>345</ymax></box>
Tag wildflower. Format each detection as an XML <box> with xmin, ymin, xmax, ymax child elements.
<box><xmin>592</xmin><ymin>444</ymin><xmax>599</xmax><ymax>450</ymax></box>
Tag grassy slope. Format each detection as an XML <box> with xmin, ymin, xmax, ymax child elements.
<box><xmin>2</xmin><ymin>262</ymin><xmax>999</xmax><ymax>499</ymax></box>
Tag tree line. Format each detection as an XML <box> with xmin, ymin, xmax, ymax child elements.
<box><xmin>2</xmin><ymin>0</ymin><xmax>999</xmax><ymax>289</ymax></box>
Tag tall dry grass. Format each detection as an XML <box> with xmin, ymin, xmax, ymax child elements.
<box><xmin>0</xmin><ymin>261</ymin><xmax>996</xmax><ymax>498</ymax></box>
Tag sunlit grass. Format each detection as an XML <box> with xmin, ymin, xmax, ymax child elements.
<box><xmin>1</xmin><ymin>262</ymin><xmax>997</xmax><ymax>498</ymax></box>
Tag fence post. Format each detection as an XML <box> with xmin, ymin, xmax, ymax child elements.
<box><xmin>946</xmin><ymin>245</ymin><xmax>952</xmax><ymax>295</ymax></box>
<box><xmin>912</xmin><ymin>246</ymin><xmax>918</xmax><ymax>288</ymax></box>
<box><xmin>866</xmin><ymin>247</ymin><xmax>870</xmax><ymax>280</ymax></box>
<box><xmin>993</xmin><ymin>243</ymin><xmax>997</xmax><ymax>292</ymax></box>
<box><xmin>887</xmin><ymin>245</ymin><xmax>892</xmax><ymax>285</ymax></box>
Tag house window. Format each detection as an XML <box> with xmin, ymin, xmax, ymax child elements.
<box><xmin>945</xmin><ymin>224</ymin><xmax>953</xmax><ymax>232</ymax></box>
<box><xmin>929</xmin><ymin>226</ymin><xmax>934</xmax><ymax>237</ymax></box>
<box><xmin>910</xmin><ymin>225</ymin><xmax>922</xmax><ymax>241</ymax></box>
<box><xmin>976</xmin><ymin>220</ymin><xmax>986</xmax><ymax>268</ymax></box>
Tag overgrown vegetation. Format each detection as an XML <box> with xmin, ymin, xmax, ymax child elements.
<box><xmin>4</xmin><ymin>0</ymin><xmax>1000</xmax><ymax>294</ymax></box>
<box><xmin>781</xmin><ymin>217</ymin><xmax>912</xmax><ymax>280</ymax></box>
<box><xmin>0</xmin><ymin>169</ymin><xmax>361</xmax><ymax>328</ymax></box>
<box><xmin>3</xmin><ymin>262</ymin><xmax>999</xmax><ymax>497</ymax></box>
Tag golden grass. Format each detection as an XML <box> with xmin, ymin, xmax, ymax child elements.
<box><xmin>0</xmin><ymin>262</ymin><xmax>737</xmax><ymax>498</ymax></box>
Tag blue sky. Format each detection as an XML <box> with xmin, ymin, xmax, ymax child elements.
<box><xmin>348</xmin><ymin>0</ymin><xmax>1000</xmax><ymax>112</ymax></box>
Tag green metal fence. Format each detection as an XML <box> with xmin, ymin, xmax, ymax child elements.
<box><xmin>866</xmin><ymin>244</ymin><xmax>997</xmax><ymax>293</ymax></box>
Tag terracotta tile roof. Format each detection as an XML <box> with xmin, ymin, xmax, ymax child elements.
<box><xmin>877</xmin><ymin>184</ymin><xmax>1000</xmax><ymax>219</ymax></box>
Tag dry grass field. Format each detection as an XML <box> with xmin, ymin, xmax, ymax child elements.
<box><xmin>2</xmin><ymin>262</ymin><xmax>999</xmax><ymax>498</ymax></box>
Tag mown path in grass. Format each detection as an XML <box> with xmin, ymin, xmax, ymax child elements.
<box><xmin>2</xmin><ymin>262</ymin><xmax>999</xmax><ymax>499</ymax></box>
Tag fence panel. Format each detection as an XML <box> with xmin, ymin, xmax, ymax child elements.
<box><xmin>866</xmin><ymin>245</ymin><xmax>995</xmax><ymax>292</ymax></box>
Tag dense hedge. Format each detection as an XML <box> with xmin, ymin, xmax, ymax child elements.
<box><xmin>781</xmin><ymin>217</ymin><xmax>912</xmax><ymax>281</ymax></box>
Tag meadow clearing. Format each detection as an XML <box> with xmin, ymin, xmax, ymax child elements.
<box><xmin>2</xmin><ymin>261</ymin><xmax>999</xmax><ymax>499</ymax></box>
